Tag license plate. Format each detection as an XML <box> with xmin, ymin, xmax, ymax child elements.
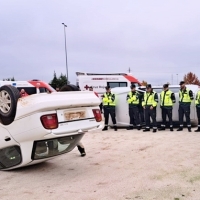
<box><xmin>63</xmin><ymin>110</ymin><xmax>85</xmax><ymax>121</ymax></box>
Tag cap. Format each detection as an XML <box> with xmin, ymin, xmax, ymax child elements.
<box><xmin>163</xmin><ymin>84</ymin><xmax>169</xmax><ymax>88</ymax></box>
<box><xmin>105</xmin><ymin>86</ymin><xmax>110</xmax><ymax>90</ymax></box>
<box><xmin>146</xmin><ymin>84</ymin><xmax>152</xmax><ymax>89</ymax></box>
<box><xmin>130</xmin><ymin>84</ymin><xmax>136</xmax><ymax>89</ymax></box>
<box><xmin>179</xmin><ymin>81</ymin><xmax>185</xmax><ymax>85</ymax></box>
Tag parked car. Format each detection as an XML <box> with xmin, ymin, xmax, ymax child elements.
<box><xmin>108</xmin><ymin>85</ymin><xmax>199</xmax><ymax>127</ymax></box>
<box><xmin>0</xmin><ymin>85</ymin><xmax>102</xmax><ymax>170</ymax></box>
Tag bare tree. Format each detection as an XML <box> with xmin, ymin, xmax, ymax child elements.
<box><xmin>183</xmin><ymin>72</ymin><xmax>200</xmax><ymax>85</ymax></box>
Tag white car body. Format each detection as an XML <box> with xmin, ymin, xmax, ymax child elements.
<box><xmin>0</xmin><ymin>90</ymin><xmax>101</xmax><ymax>170</ymax></box>
<box><xmin>108</xmin><ymin>85</ymin><xmax>200</xmax><ymax>127</ymax></box>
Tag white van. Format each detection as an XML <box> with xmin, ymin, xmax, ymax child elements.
<box><xmin>76</xmin><ymin>72</ymin><xmax>141</xmax><ymax>95</ymax></box>
<box><xmin>108</xmin><ymin>85</ymin><xmax>200</xmax><ymax>127</ymax></box>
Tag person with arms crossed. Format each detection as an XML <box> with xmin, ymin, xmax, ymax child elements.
<box><xmin>159</xmin><ymin>84</ymin><xmax>176</xmax><ymax>131</ymax></box>
<box><xmin>142</xmin><ymin>84</ymin><xmax>158</xmax><ymax>132</ymax></box>
<box><xmin>102</xmin><ymin>86</ymin><xmax>117</xmax><ymax>131</ymax></box>
<box><xmin>126</xmin><ymin>84</ymin><xmax>141</xmax><ymax>130</ymax></box>
<box><xmin>177</xmin><ymin>81</ymin><xmax>194</xmax><ymax>132</ymax></box>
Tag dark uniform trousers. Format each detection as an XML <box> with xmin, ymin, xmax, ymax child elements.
<box><xmin>179</xmin><ymin>105</ymin><xmax>191</xmax><ymax>127</ymax></box>
<box><xmin>138</xmin><ymin>105</ymin><xmax>145</xmax><ymax>124</ymax></box>
<box><xmin>103</xmin><ymin>106</ymin><xmax>116</xmax><ymax>125</ymax></box>
<box><xmin>129</xmin><ymin>106</ymin><xmax>140</xmax><ymax>126</ymax></box>
<box><xmin>161</xmin><ymin>107</ymin><xmax>173</xmax><ymax>127</ymax></box>
<box><xmin>99</xmin><ymin>103</ymin><xmax>103</xmax><ymax>113</ymax></box>
<box><xmin>144</xmin><ymin>106</ymin><xmax>157</xmax><ymax>129</ymax></box>
<box><xmin>196</xmin><ymin>106</ymin><xmax>200</xmax><ymax>126</ymax></box>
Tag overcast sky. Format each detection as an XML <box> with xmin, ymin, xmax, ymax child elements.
<box><xmin>1</xmin><ymin>0</ymin><xmax>200</xmax><ymax>85</ymax></box>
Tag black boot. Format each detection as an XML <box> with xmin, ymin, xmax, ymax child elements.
<box><xmin>177</xmin><ymin>127</ymin><xmax>183</xmax><ymax>131</ymax></box>
<box><xmin>170</xmin><ymin>127</ymin><xmax>173</xmax><ymax>131</ymax></box>
<box><xmin>143</xmin><ymin>128</ymin><xmax>150</xmax><ymax>132</ymax></box>
<box><xmin>159</xmin><ymin>127</ymin><xmax>165</xmax><ymax>131</ymax></box>
<box><xmin>102</xmin><ymin>126</ymin><xmax>108</xmax><ymax>131</ymax></box>
<box><xmin>195</xmin><ymin>127</ymin><xmax>200</xmax><ymax>132</ymax></box>
<box><xmin>114</xmin><ymin>126</ymin><xmax>117</xmax><ymax>131</ymax></box>
<box><xmin>81</xmin><ymin>148</ymin><xmax>86</xmax><ymax>157</ymax></box>
<box><xmin>188</xmin><ymin>127</ymin><xmax>192</xmax><ymax>132</ymax></box>
<box><xmin>137</xmin><ymin>126</ymin><xmax>141</xmax><ymax>130</ymax></box>
<box><xmin>77</xmin><ymin>146</ymin><xmax>86</xmax><ymax>157</ymax></box>
<box><xmin>127</xmin><ymin>126</ymin><xmax>133</xmax><ymax>130</ymax></box>
<box><xmin>194</xmin><ymin>125</ymin><xmax>200</xmax><ymax>132</ymax></box>
<box><xmin>153</xmin><ymin>129</ymin><xmax>157</xmax><ymax>133</ymax></box>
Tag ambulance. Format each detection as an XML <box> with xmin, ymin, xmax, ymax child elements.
<box><xmin>76</xmin><ymin>72</ymin><xmax>141</xmax><ymax>94</ymax></box>
<box><xmin>0</xmin><ymin>80</ymin><xmax>56</xmax><ymax>94</ymax></box>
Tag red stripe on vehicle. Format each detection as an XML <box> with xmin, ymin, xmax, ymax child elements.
<box><xmin>123</xmin><ymin>75</ymin><xmax>141</xmax><ymax>85</ymax></box>
<box><xmin>28</xmin><ymin>81</ymin><xmax>55</xmax><ymax>92</ymax></box>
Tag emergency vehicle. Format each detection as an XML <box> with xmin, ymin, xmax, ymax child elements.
<box><xmin>76</xmin><ymin>72</ymin><xmax>141</xmax><ymax>94</ymax></box>
<box><xmin>0</xmin><ymin>80</ymin><xmax>56</xmax><ymax>94</ymax></box>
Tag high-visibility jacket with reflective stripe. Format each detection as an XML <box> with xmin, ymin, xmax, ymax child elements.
<box><xmin>127</xmin><ymin>91</ymin><xmax>139</xmax><ymax>105</ymax></box>
<box><xmin>142</xmin><ymin>91</ymin><xmax>158</xmax><ymax>107</ymax></box>
<box><xmin>179</xmin><ymin>88</ymin><xmax>193</xmax><ymax>103</ymax></box>
<box><xmin>102</xmin><ymin>92</ymin><xmax>116</xmax><ymax>106</ymax></box>
<box><xmin>160</xmin><ymin>90</ymin><xmax>175</xmax><ymax>106</ymax></box>
<box><xmin>195</xmin><ymin>91</ymin><xmax>200</xmax><ymax>105</ymax></box>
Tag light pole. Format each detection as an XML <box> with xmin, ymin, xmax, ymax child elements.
<box><xmin>176</xmin><ymin>74</ymin><xmax>178</xmax><ymax>84</ymax></box>
<box><xmin>62</xmin><ymin>23</ymin><xmax>68</xmax><ymax>82</ymax></box>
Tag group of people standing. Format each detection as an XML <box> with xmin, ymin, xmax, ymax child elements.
<box><xmin>101</xmin><ymin>81</ymin><xmax>200</xmax><ymax>133</ymax></box>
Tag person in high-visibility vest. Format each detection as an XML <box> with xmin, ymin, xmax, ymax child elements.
<box><xmin>159</xmin><ymin>84</ymin><xmax>176</xmax><ymax>131</ymax></box>
<box><xmin>195</xmin><ymin>90</ymin><xmax>200</xmax><ymax>132</ymax></box>
<box><xmin>177</xmin><ymin>81</ymin><xmax>194</xmax><ymax>132</ymax></box>
<box><xmin>142</xmin><ymin>84</ymin><xmax>158</xmax><ymax>132</ymax></box>
<box><xmin>102</xmin><ymin>86</ymin><xmax>117</xmax><ymax>131</ymax></box>
<box><xmin>126</xmin><ymin>84</ymin><xmax>141</xmax><ymax>130</ymax></box>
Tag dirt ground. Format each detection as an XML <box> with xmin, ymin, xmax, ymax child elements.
<box><xmin>1</xmin><ymin>127</ymin><xmax>200</xmax><ymax>200</ymax></box>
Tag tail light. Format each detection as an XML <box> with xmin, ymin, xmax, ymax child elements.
<box><xmin>40</xmin><ymin>114</ymin><xmax>58</xmax><ymax>129</ymax></box>
<box><xmin>92</xmin><ymin>109</ymin><xmax>102</xmax><ymax>122</ymax></box>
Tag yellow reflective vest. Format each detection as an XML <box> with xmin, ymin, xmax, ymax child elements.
<box><xmin>179</xmin><ymin>88</ymin><xmax>193</xmax><ymax>103</ymax></box>
<box><xmin>127</xmin><ymin>91</ymin><xmax>139</xmax><ymax>105</ymax></box>
<box><xmin>102</xmin><ymin>92</ymin><xmax>116</xmax><ymax>106</ymax></box>
<box><xmin>195</xmin><ymin>91</ymin><xmax>200</xmax><ymax>105</ymax></box>
<box><xmin>142</xmin><ymin>91</ymin><xmax>158</xmax><ymax>107</ymax></box>
<box><xmin>160</xmin><ymin>90</ymin><xmax>174</xmax><ymax>106</ymax></box>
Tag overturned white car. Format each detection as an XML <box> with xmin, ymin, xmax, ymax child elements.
<box><xmin>0</xmin><ymin>85</ymin><xmax>101</xmax><ymax>170</ymax></box>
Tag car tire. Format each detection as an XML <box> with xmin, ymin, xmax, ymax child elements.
<box><xmin>0</xmin><ymin>85</ymin><xmax>20</xmax><ymax>125</ymax></box>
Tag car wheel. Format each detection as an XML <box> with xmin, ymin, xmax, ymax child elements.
<box><xmin>0</xmin><ymin>85</ymin><xmax>20</xmax><ymax>125</ymax></box>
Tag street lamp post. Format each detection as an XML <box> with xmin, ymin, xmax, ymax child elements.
<box><xmin>62</xmin><ymin>23</ymin><xmax>68</xmax><ymax>82</ymax></box>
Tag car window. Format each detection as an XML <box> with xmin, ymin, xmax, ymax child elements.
<box><xmin>131</xmin><ymin>82</ymin><xmax>140</xmax><ymax>87</ymax></box>
<box><xmin>39</xmin><ymin>87</ymin><xmax>51</xmax><ymax>93</ymax></box>
<box><xmin>107</xmin><ymin>82</ymin><xmax>128</xmax><ymax>88</ymax></box>
<box><xmin>17</xmin><ymin>87</ymin><xmax>37</xmax><ymax>95</ymax></box>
